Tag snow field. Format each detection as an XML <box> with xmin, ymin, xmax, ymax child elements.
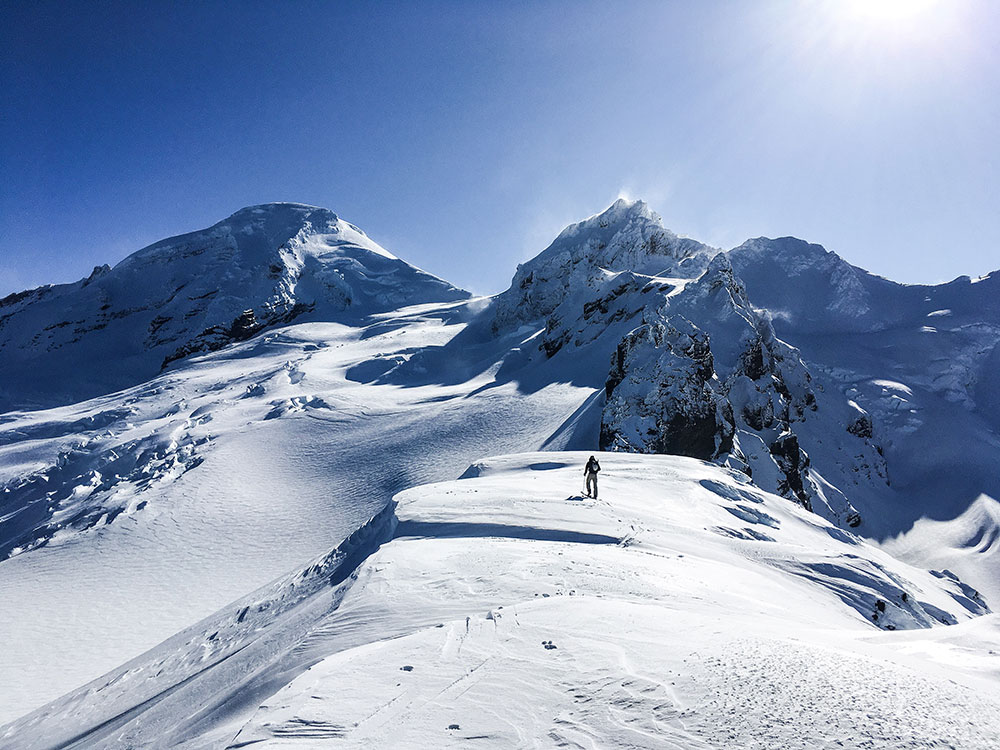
<box><xmin>0</xmin><ymin>306</ymin><xmax>595</xmax><ymax>724</ymax></box>
<box><xmin>226</xmin><ymin>452</ymin><xmax>998</xmax><ymax>748</ymax></box>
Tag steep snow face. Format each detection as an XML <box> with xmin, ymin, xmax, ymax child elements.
<box><xmin>3</xmin><ymin>453</ymin><xmax>995</xmax><ymax>750</ymax></box>
<box><xmin>730</xmin><ymin>237</ymin><xmax>1000</xmax><ymax>335</ymax></box>
<box><xmin>490</xmin><ymin>199</ymin><xmax>716</xmax><ymax>332</ymax></box>
<box><xmin>729</xmin><ymin>237</ymin><xmax>885</xmax><ymax>332</ymax></box>
<box><xmin>0</xmin><ymin>203</ymin><xmax>467</xmax><ymax>411</ymax></box>
<box><xmin>730</xmin><ymin>237</ymin><xmax>1000</xmax><ymax>535</ymax></box>
<box><xmin>597</xmin><ymin>255</ymin><xmax>883</xmax><ymax>526</ymax></box>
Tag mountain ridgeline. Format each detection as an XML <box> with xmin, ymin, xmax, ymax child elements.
<box><xmin>0</xmin><ymin>204</ymin><xmax>467</xmax><ymax>411</ymax></box>
<box><xmin>2</xmin><ymin>199</ymin><xmax>998</xmax><ymax>538</ymax></box>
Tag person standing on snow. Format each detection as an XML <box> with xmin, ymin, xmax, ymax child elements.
<box><xmin>584</xmin><ymin>455</ymin><xmax>601</xmax><ymax>498</ymax></box>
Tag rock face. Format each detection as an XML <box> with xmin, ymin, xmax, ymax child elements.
<box><xmin>596</xmin><ymin>253</ymin><xmax>847</xmax><ymax>514</ymax></box>
<box><xmin>0</xmin><ymin>203</ymin><xmax>468</xmax><ymax>410</ymax></box>
<box><xmin>600</xmin><ymin>315</ymin><xmax>732</xmax><ymax>461</ymax></box>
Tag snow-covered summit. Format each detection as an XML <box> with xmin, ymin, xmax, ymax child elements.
<box><xmin>0</xmin><ymin>203</ymin><xmax>467</xmax><ymax>410</ymax></box>
<box><xmin>120</xmin><ymin>203</ymin><xmax>396</xmax><ymax>268</ymax></box>
<box><xmin>729</xmin><ymin>235</ymin><xmax>1000</xmax><ymax>333</ymax></box>
<box><xmin>549</xmin><ymin>197</ymin><xmax>659</xmax><ymax>244</ymax></box>
<box><xmin>491</xmin><ymin>199</ymin><xmax>716</xmax><ymax>332</ymax></box>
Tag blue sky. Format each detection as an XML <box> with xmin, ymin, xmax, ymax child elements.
<box><xmin>1</xmin><ymin>0</ymin><xmax>997</xmax><ymax>297</ymax></box>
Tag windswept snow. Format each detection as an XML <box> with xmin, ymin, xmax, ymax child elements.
<box><xmin>5</xmin><ymin>453</ymin><xmax>996</xmax><ymax>749</ymax></box>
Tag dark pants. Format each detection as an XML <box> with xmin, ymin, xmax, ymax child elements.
<box><xmin>586</xmin><ymin>472</ymin><xmax>598</xmax><ymax>498</ymax></box>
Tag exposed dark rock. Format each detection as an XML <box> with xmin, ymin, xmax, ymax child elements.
<box><xmin>740</xmin><ymin>336</ymin><xmax>769</xmax><ymax>381</ymax></box>
<box><xmin>601</xmin><ymin>317</ymin><xmax>733</xmax><ymax>461</ymax></box>
<box><xmin>161</xmin><ymin>301</ymin><xmax>314</xmax><ymax>368</ymax></box>
<box><xmin>847</xmin><ymin>414</ymin><xmax>874</xmax><ymax>439</ymax></box>
<box><xmin>82</xmin><ymin>265</ymin><xmax>111</xmax><ymax>287</ymax></box>
<box><xmin>742</xmin><ymin>399</ymin><xmax>775</xmax><ymax>431</ymax></box>
<box><xmin>769</xmin><ymin>432</ymin><xmax>813</xmax><ymax>510</ymax></box>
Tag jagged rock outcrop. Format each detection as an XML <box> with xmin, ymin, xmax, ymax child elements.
<box><xmin>600</xmin><ymin>315</ymin><xmax>733</xmax><ymax>460</ymax></box>
<box><xmin>586</xmin><ymin>247</ymin><xmax>881</xmax><ymax>523</ymax></box>
<box><xmin>768</xmin><ymin>432</ymin><xmax>812</xmax><ymax>511</ymax></box>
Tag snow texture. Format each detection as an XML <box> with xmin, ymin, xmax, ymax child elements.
<box><xmin>1</xmin><ymin>200</ymin><xmax>998</xmax><ymax>748</ymax></box>
<box><xmin>3</xmin><ymin>454</ymin><xmax>996</xmax><ymax>749</ymax></box>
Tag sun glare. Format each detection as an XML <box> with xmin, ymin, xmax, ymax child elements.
<box><xmin>840</xmin><ymin>0</ymin><xmax>941</xmax><ymax>23</ymax></box>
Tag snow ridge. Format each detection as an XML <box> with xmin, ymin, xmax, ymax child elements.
<box><xmin>3</xmin><ymin>454</ymin><xmax>995</xmax><ymax>749</ymax></box>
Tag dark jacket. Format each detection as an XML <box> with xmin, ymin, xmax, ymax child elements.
<box><xmin>585</xmin><ymin>458</ymin><xmax>601</xmax><ymax>475</ymax></box>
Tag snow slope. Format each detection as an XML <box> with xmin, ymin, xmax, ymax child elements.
<box><xmin>3</xmin><ymin>453</ymin><xmax>996</xmax><ymax>749</ymax></box>
<box><xmin>0</xmin><ymin>298</ymin><xmax>601</xmax><ymax>724</ymax></box>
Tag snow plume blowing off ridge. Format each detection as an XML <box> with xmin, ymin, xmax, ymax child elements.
<box><xmin>0</xmin><ymin>203</ymin><xmax>467</xmax><ymax>411</ymax></box>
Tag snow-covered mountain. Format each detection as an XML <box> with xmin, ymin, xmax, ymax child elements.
<box><xmin>1</xmin><ymin>200</ymin><xmax>998</xmax><ymax>747</ymax></box>
<box><xmin>483</xmin><ymin>201</ymin><xmax>885</xmax><ymax>529</ymax></box>
<box><xmin>0</xmin><ymin>203</ymin><xmax>466</xmax><ymax>411</ymax></box>
<box><xmin>729</xmin><ymin>236</ymin><xmax>1000</xmax><ymax>589</ymax></box>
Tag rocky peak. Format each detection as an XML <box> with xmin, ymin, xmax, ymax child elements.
<box><xmin>491</xmin><ymin>199</ymin><xmax>716</xmax><ymax>332</ymax></box>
